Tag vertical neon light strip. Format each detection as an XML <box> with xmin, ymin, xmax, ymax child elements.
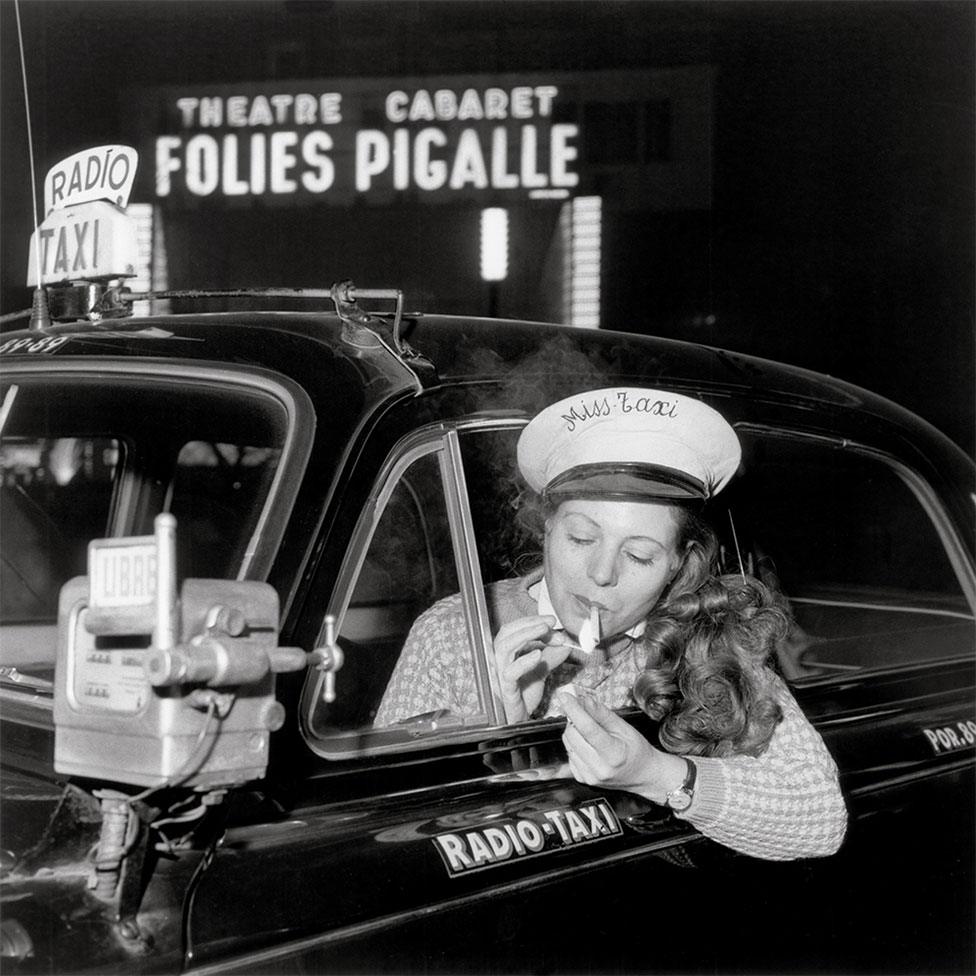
<box><xmin>127</xmin><ymin>203</ymin><xmax>153</xmax><ymax>317</ymax></box>
<box><xmin>127</xmin><ymin>204</ymin><xmax>168</xmax><ymax>316</ymax></box>
<box><xmin>480</xmin><ymin>208</ymin><xmax>509</xmax><ymax>282</ymax></box>
<box><xmin>567</xmin><ymin>196</ymin><xmax>601</xmax><ymax>328</ymax></box>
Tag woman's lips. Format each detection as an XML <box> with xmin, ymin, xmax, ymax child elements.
<box><xmin>578</xmin><ymin>605</ymin><xmax>602</xmax><ymax>654</ymax></box>
<box><xmin>573</xmin><ymin>595</ymin><xmax>610</xmax><ymax>616</ymax></box>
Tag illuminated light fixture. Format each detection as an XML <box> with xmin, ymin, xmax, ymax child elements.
<box><xmin>528</xmin><ymin>188</ymin><xmax>571</xmax><ymax>200</ymax></box>
<box><xmin>561</xmin><ymin>195</ymin><xmax>602</xmax><ymax>328</ymax></box>
<box><xmin>127</xmin><ymin>204</ymin><xmax>153</xmax><ymax>290</ymax></box>
<box><xmin>480</xmin><ymin>207</ymin><xmax>509</xmax><ymax>282</ymax></box>
<box><xmin>126</xmin><ymin>204</ymin><xmax>153</xmax><ymax>318</ymax></box>
<box><xmin>126</xmin><ymin>203</ymin><xmax>169</xmax><ymax>316</ymax></box>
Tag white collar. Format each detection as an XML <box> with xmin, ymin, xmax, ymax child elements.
<box><xmin>528</xmin><ymin>577</ymin><xmax>646</xmax><ymax>640</ymax></box>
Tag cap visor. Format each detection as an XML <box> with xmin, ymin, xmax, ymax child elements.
<box><xmin>543</xmin><ymin>463</ymin><xmax>707</xmax><ymax>501</ymax></box>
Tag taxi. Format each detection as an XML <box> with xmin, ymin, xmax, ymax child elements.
<box><xmin>1</xmin><ymin>150</ymin><xmax>974</xmax><ymax>974</ymax></box>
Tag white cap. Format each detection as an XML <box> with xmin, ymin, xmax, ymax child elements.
<box><xmin>517</xmin><ymin>388</ymin><xmax>741</xmax><ymax>501</ymax></box>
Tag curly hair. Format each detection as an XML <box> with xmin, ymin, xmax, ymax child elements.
<box><xmin>507</xmin><ymin>490</ymin><xmax>789</xmax><ymax>758</ymax></box>
<box><xmin>632</xmin><ymin>507</ymin><xmax>789</xmax><ymax>758</ymax></box>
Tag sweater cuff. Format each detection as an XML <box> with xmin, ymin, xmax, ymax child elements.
<box><xmin>675</xmin><ymin>755</ymin><xmax>729</xmax><ymax>826</ymax></box>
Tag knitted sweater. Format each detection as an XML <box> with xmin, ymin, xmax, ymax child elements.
<box><xmin>375</xmin><ymin>574</ymin><xmax>847</xmax><ymax>861</ymax></box>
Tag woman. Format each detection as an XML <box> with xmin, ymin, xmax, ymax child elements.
<box><xmin>376</xmin><ymin>387</ymin><xmax>847</xmax><ymax>861</ymax></box>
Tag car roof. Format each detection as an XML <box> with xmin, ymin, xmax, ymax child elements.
<box><xmin>0</xmin><ymin>308</ymin><xmax>959</xmax><ymax>440</ymax></box>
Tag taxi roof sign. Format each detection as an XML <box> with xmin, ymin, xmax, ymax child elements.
<box><xmin>27</xmin><ymin>200</ymin><xmax>138</xmax><ymax>287</ymax></box>
<box><xmin>44</xmin><ymin>145</ymin><xmax>138</xmax><ymax>216</ymax></box>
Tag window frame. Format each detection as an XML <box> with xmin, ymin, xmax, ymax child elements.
<box><xmin>0</xmin><ymin>361</ymin><xmax>314</xmax><ymax>582</ymax></box>
<box><xmin>734</xmin><ymin>423</ymin><xmax>976</xmax><ymax>683</ymax></box>
<box><xmin>0</xmin><ymin>361</ymin><xmax>314</xmax><ymax>716</ymax></box>
<box><xmin>301</xmin><ymin>418</ymin><xmax>523</xmax><ymax>758</ymax></box>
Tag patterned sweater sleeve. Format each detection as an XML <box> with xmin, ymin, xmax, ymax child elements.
<box><xmin>373</xmin><ymin>594</ymin><xmax>475</xmax><ymax>726</ymax></box>
<box><xmin>676</xmin><ymin>674</ymin><xmax>848</xmax><ymax>860</ymax></box>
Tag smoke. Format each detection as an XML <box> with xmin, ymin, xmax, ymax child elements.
<box><xmin>463</xmin><ymin>332</ymin><xmax>618</xmax><ymax>417</ymax></box>
<box><xmin>457</xmin><ymin>333</ymin><xmax>622</xmax><ymax>580</ymax></box>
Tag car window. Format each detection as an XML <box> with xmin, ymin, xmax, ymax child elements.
<box><xmin>308</xmin><ymin>435</ymin><xmax>500</xmax><ymax>749</ymax></box>
<box><xmin>311</xmin><ymin>447</ymin><xmax>471</xmax><ymax>733</ymax></box>
<box><xmin>1</xmin><ymin>436</ymin><xmax>120</xmax><ymax>626</ymax></box>
<box><xmin>0</xmin><ymin>372</ymin><xmax>306</xmax><ymax>683</ymax></box>
<box><xmin>307</xmin><ymin>425</ymin><xmax>527</xmax><ymax>753</ymax></box>
<box><xmin>724</xmin><ymin>430</ymin><xmax>974</xmax><ymax>679</ymax></box>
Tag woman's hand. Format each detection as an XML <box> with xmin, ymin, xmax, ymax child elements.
<box><xmin>558</xmin><ymin>692</ymin><xmax>687</xmax><ymax>804</ymax></box>
<box><xmin>493</xmin><ymin>616</ymin><xmax>575</xmax><ymax>723</ymax></box>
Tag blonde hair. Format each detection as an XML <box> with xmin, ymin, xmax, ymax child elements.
<box><xmin>633</xmin><ymin>507</ymin><xmax>788</xmax><ymax>757</ymax></box>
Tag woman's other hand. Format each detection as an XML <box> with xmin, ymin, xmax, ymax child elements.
<box><xmin>493</xmin><ymin>616</ymin><xmax>575</xmax><ymax>722</ymax></box>
<box><xmin>558</xmin><ymin>692</ymin><xmax>687</xmax><ymax>804</ymax></box>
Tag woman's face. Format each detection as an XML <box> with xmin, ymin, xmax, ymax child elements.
<box><xmin>543</xmin><ymin>498</ymin><xmax>684</xmax><ymax>640</ymax></box>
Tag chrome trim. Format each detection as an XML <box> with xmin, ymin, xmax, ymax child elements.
<box><xmin>789</xmin><ymin>596</ymin><xmax>973</xmax><ymax>621</ymax></box>
<box><xmin>796</xmin><ymin>656</ymin><xmax>975</xmax><ymax>695</ymax></box>
<box><xmin>846</xmin><ymin>754</ymin><xmax>974</xmax><ymax>797</ymax></box>
<box><xmin>443</xmin><ymin>428</ymin><xmax>504</xmax><ymax>724</ymax></box>
<box><xmin>0</xmin><ymin>689</ymin><xmax>54</xmax><ymax>727</ymax></box>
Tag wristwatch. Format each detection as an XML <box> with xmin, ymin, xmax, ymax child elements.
<box><xmin>664</xmin><ymin>757</ymin><xmax>697</xmax><ymax>812</ymax></box>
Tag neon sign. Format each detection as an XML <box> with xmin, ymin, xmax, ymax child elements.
<box><xmin>144</xmin><ymin>80</ymin><xmax>580</xmax><ymax>205</ymax></box>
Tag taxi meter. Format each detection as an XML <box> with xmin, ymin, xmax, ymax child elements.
<box><xmin>54</xmin><ymin>514</ymin><xmax>312</xmax><ymax>790</ymax></box>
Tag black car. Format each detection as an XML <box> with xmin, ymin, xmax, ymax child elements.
<box><xmin>1</xmin><ymin>280</ymin><xmax>973</xmax><ymax>975</ymax></box>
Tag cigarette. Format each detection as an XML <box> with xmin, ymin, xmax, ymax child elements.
<box><xmin>578</xmin><ymin>605</ymin><xmax>601</xmax><ymax>655</ymax></box>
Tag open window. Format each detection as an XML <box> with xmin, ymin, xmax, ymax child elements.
<box><xmin>305</xmin><ymin>423</ymin><xmax>525</xmax><ymax>755</ymax></box>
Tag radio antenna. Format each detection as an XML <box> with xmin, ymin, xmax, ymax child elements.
<box><xmin>14</xmin><ymin>0</ymin><xmax>51</xmax><ymax>329</ymax></box>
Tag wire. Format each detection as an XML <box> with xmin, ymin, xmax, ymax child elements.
<box><xmin>13</xmin><ymin>0</ymin><xmax>43</xmax><ymax>287</ymax></box>
<box><xmin>152</xmin><ymin>804</ymin><xmax>209</xmax><ymax>831</ymax></box>
<box><xmin>152</xmin><ymin>802</ymin><xmax>210</xmax><ymax>856</ymax></box>
<box><xmin>126</xmin><ymin>697</ymin><xmax>222</xmax><ymax>805</ymax></box>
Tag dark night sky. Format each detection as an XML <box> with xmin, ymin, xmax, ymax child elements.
<box><xmin>1</xmin><ymin>1</ymin><xmax>973</xmax><ymax>454</ymax></box>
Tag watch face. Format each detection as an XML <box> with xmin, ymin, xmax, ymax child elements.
<box><xmin>667</xmin><ymin>789</ymin><xmax>693</xmax><ymax>812</ymax></box>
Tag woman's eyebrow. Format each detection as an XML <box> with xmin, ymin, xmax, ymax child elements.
<box><xmin>624</xmin><ymin>535</ymin><xmax>668</xmax><ymax>550</ymax></box>
<box><xmin>561</xmin><ymin>510</ymin><xmax>599</xmax><ymax>528</ymax></box>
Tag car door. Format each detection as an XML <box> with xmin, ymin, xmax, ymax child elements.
<box><xmin>184</xmin><ymin>402</ymin><xmax>975</xmax><ymax>976</ymax></box>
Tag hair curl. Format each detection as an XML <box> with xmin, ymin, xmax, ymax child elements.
<box><xmin>633</xmin><ymin>508</ymin><xmax>789</xmax><ymax>758</ymax></box>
